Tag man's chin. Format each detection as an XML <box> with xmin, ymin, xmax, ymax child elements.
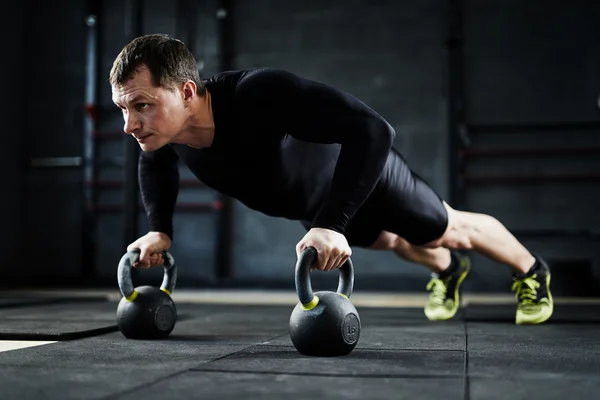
<box><xmin>138</xmin><ymin>140</ymin><xmax>164</xmax><ymax>152</ymax></box>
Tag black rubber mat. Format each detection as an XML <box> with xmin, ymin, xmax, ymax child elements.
<box><xmin>0</xmin><ymin>300</ymin><xmax>119</xmax><ymax>340</ymax></box>
<box><xmin>265</xmin><ymin>306</ymin><xmax>466</xmax><ymax>351</ymax></box>
<box><xmin>3</xmin><ymin>302</ymin><xmax>600</xmax><ymax>399</ymax></box>
<box><xmin>464</xmin><ymin>303</ymin><xmax>600</xmax><ymax>323</ymax></box>
<box><xmin>0</xmin><ymin>295</ymin><xmax>106</xmax><ymax>309</ymax></box>
<box><xmin>467</xmin><ymin>322</ymin><xmax>600</xmax><ymax>378</ymax></box>
<box><xmin>0</xmin><ymin>367</ymin><xmax>173</xmax><ymax>400</ymax></box>
<box><xmin>470</xmin><ymin>377</ymin><xmax>600</xmax><ymax>400</ymax></box>
<box><xmin>193</xmin><ymin>345</ymin><xmax>465</xmax><ymax>378</ymax></box>
<box><xmin>114</xmin><ymin>372</ymin><xmax>465</xmax><ymax>400</ymax></box>
<box><xmin>0</xmin><ymin>299</ymin><xmax>201</xmax><ymax>341</ymax></box>
<box><xmin>0</xmin><ymin>331</ymin><xmax>266</xmax><ymax>369</ymax></box>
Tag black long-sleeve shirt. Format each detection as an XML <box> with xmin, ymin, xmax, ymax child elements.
<box><xmin>139</xmin><ymin>68</ymin><xmax>395</xmax><ymax>240</ymax></box>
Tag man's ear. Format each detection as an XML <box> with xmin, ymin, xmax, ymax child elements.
<box><xmin>182</xmin><ymin>80</ymin><xmax>197</xmax><ymax>102</ymax></box>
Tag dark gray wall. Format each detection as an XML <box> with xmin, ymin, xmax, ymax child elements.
<box><xmin>91</xmin><ymin>0</ymin><xmax>225</xmax><ymax>286</ymax></box>
<box><xmin>227</xmin><ymin>0</ymin><xmax>448</xmax><ymax>289</ymax></box>
<box><xmin>7</xmin><ymin>0</ymin><xmax>600</xmax><ymax>293</ymax></box>
<box><xmin>17</xmin><ymin>1</ymin><xmax>88</xmax><ymax>285</ymax></box>
<box><xmin>87</xmin><ymin>0</ymin><xmax>448</xmax><ymax>290</ymax></box>
<box><xmin>0</xmin><ymin>1</ymin><xmax>25</xmax><ymax>278</ymax></box>
<box><xmin>460</xmin><ymin>0</ymin><xmax>600</xmax><ymax>292</ymax></box>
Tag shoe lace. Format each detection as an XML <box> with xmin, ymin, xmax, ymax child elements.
<box><xmin>512</xmin><ymin>275</ymin><xmax>540</xmax><ymax>307</ymax></box>
<box><xmin>426</xmin><ymin>278</ymin><xmax>448</xmax><ymax>306</ymax></box>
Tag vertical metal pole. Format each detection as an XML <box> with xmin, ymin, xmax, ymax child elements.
<box><xmin>176</xmin><ymin>0</ymin><xmax>196</xmax><ymax>50</ymax></box>
<box><xmin>215</xmin><ymin>0</ymin><xmax>235</xmax><ymax>282</ymax></box>
<box><xmin>83</xmin><ymin>1</ymin><xmax>100</xmax><ymax>279</ymax></box>
<box><xmin>123</xmin><ymin>0</ymin><xmax>143</xmax><ymax>250</ymax></box>
<box><xmin>447</xmin><ymin>0</ymin><xmax>468</xmax><ymax>210</ymax></box>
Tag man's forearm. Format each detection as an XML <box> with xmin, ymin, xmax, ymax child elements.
<box><xmin>138</xmin><ymin>149</ymin><xmax>180</xmax><ymax>240</ymax></box>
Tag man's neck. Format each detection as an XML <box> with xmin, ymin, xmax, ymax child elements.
<box><xmin>174</xmin><ymin>91</ymin><xmax>215</xmax><ymax>149</ymax></box>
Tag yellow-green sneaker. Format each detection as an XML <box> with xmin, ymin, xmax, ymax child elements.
<box><xmin>425</xmin><ymin>253</ymin><xmax>471</xmax><ymax>321</ymax></box>
<box><xmin>512</xmin><ymin>256</ymin><xmax>553</xmax><ymax>325</ymax></box>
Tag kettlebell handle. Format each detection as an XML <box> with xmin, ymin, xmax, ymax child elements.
<box><xmin>295</xmin><ymin>246</ymin><xmax>354</xmax><ymax>306</ymax></box>
<box><xmin>117</xmin><ymin>249</ymin><xmax>178</xmax><ymax>302</ymax></box>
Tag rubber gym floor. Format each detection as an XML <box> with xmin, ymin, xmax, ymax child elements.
<box><xmin>1</xmin><ymin>290</ymin><xmax>599</xmax><ymax>399</ymax></box>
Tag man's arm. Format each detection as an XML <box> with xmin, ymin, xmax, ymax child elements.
<box><xmin>235</xmin><ymin>68</ymin><xmax>396</xmax><ymax>234</ymax></box>
<box><xmin>138</xmin><ymin>145</ymin><xmax>180</xmax><ymax>240</ymax></box>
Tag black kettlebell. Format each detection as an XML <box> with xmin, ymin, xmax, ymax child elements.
<box><xmin>116</xmin><ymin>249</ymin><xmax>178</xmax><ymax>339</ymax></box>
<box><xmin>289</xmin><ymin>247</ymin><xmax>361</xmax><ymax>357</ymax></box>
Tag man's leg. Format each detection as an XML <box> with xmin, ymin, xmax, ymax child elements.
<box><xmin>368</xmin><ymin>231</ymin><xmax>450</xmax><ymax>272</ymax></box>
<box><xmin>366</xmin><ymin>147</ymin><xmax>552</xmax><ymax>325</ymax></box>
<box><xmin>368</xmin><ymin>231</ymin><xmax>471</xmax><ymax>321</ymax></box>
<box><xmin>423</xmin><ymin>202</ymin><xmax>535</xmax><ymax>274</ymax></box>
<box><xmin>419</xmin><ymin>202</ymin><xmax>553</xmax><ymax>325</ymax></box>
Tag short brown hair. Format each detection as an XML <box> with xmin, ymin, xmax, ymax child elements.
<box><xmin>109</xmin><ymin>34</ymin><xmax>205</xmax><ymax>95</ymax></box>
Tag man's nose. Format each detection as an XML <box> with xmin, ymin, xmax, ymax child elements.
<box><xmin>124</xmin><ymin>113</ymin><xmax>141</xmax><ymax>134</ymax></box>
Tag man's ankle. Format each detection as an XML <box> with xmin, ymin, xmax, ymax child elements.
<box><xmin>513</xmin><ymin>253</ymin><xmax>539</xmax><ymax>278</ymax></box>
<box><xmin>433</xmin><ymin>252</ymin><xmax>459</xmax><ymax>277</ymax></box>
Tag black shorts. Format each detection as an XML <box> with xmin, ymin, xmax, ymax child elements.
<box><xmin>301</xmin><ymin>148</ymin><xmax>448</xmax><ymax>248</ymax></box>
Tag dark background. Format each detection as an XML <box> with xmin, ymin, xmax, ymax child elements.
<box><xmin>1</xmin><ymin>0</ymin><xmax>599</xmax><ymax>295</ymax></box>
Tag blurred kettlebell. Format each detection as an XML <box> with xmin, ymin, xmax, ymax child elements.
<box><xmin>116</xmin><ymin>249</ymin><xmax>178</xmax><ymax>339</ymax></box>
<box><xmin>289</xmin><ymin>247</ymin><xmax>361</xmax><ymax>357</ymax></box>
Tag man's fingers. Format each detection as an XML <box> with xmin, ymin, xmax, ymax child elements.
<box><xmin>127</xmin><ymin>242</ymin><xmax>139</xmax><ymax>253</ymax></box>
<box><xmin>150</xmin><ymin>253</ymin><xmax>164</xmax><ymax>267</ymax></box>
<box><xmin>340</xmin><ymin>255</ymin><xmax>350</xmax><ymax>269</ymax></box>
<box><xmin>326</xmin><ymin>249</ymin><xmax>344</xmax><ymax>271</ymax></box>
<box><xmin>136</xmin><ymin>248</ymin><xmax>151</xmax><ymax>268</ymax></box>
<box><xmin>317</xmin><ymin>250</ymin><xmax>328</xmax><ymax>271</ymax></box>
<box><xmin>295</xmin><ymin>243</ymin><xmax>303</xmax><ymax>258</ymax></box>
<box><xmin>323</xmin><ymin>254</ymin><xmax>335</xmax><ymax>271</ymax></box>
<box><xmin>331</xmin><ymin>255</ymin><xmax>342</xmax><ymax>270</ymax></box>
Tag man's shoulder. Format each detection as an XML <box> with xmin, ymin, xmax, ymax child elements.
<box><xmin>205</xmin><ymin>67</ymin><xmax>307</xmax><ymax>107</ymax></box>
<box><xmin>205</xmin><ymin>67</ymin><xmax>294</xmax><ymax>86</ymax></box>
<box><xmin>203</xmin><ymin>69</ymin><xmax>244</xmax><ymax>88</ymax></box>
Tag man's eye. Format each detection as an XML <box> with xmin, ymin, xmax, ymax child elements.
<box><xmin>137</xmin><ymin>103</ymin><xmax>149</xmax><ymax>110</ymax></box>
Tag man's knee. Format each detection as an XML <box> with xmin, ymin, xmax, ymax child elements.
<box><xmin>368</xmin><ymin>231</ymin><xmax>399</xmax><ymax>250</ymax></box>
<box><xmin>369</xmin><ymin>231</ymin><xmax>441</xmax><ymax>252</ymax></box>
<box><xmin>423</xmin><ymin>202</ymin><xmax>475</xmax><ymax>250</ymax></box>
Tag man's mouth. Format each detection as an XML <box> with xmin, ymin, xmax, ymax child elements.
<box><xmin>134</xmin><ymin>134</ymin><xmax>151</xmax><ymax>142</ymax></box>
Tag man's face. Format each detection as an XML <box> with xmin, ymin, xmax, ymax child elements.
<box><xmin>111</xmin><ymin>66</ymin><xmax>187</xmax><ymax>151</ymax></box>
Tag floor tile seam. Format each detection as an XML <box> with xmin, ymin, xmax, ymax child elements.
<box><xmin>463</xmin><ymin>318</ymin><xmax>470</xmax><ymax>400</ymax></box>
<box><xmin>202</xmin><ymin>333</ymin><xmax>290</xmax><ymax>363</ymax></box>
<box><xmin>256</xmin><ymin>343</ymin><xmax>467</xmax><ymax>353</ymax></box>
<box><xmin>96</xmin><ymin>368</ymin><xmax>191</xmax><ymax>400</ymax></box>
<box><xmin>93</xmin><ymin>336</ymin><xmax>288</xmax><ymax>400</ymax></box>
<box><xmin>186</xmin><ymin>368</ymin><xmax>465</xmax><ymax>379</ymax></box>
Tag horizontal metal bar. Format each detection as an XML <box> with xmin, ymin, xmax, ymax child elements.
<box><xmin>30</xmin><ymin>157</ymin><xmax>83</xmax><ymax>167</ymax></box>
<box><xmin>468</xmin><ymin>121</ymin><xmax>600</xmax><ymax>134</ymax></box>
<box><xmin>461</xmin><ymin>147</ymin><xmax>600</xmax><ymax>158</ymax></box>
<box><xmin>84</xmin><ymin>179</ymin><xmax>205</xmax><ymax>188</ymax></box>
<box><xmin>87</xmin><ymin>201</ymin><xmax>222</xmax><ymax>213</ymax></box>
<box><xmin>462</xmin><ymin>173</ymin><xmax>600</xmax><ymax>184</ymax></box>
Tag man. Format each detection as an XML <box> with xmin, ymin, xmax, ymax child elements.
<box><xmin>110</xmin><ymin>34</ymin><xmax>553</xmax><ymax>325</ymax></box>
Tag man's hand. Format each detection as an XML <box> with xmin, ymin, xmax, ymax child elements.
<box><xmin>296</xmin><ymin>228</ymin><xmax>351</xmax><ymax>271</ymax></box>
<box><xmin>127</xmin><ymin>231</ymin><xmax>172</xmax><ymax>269</ymax></box>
